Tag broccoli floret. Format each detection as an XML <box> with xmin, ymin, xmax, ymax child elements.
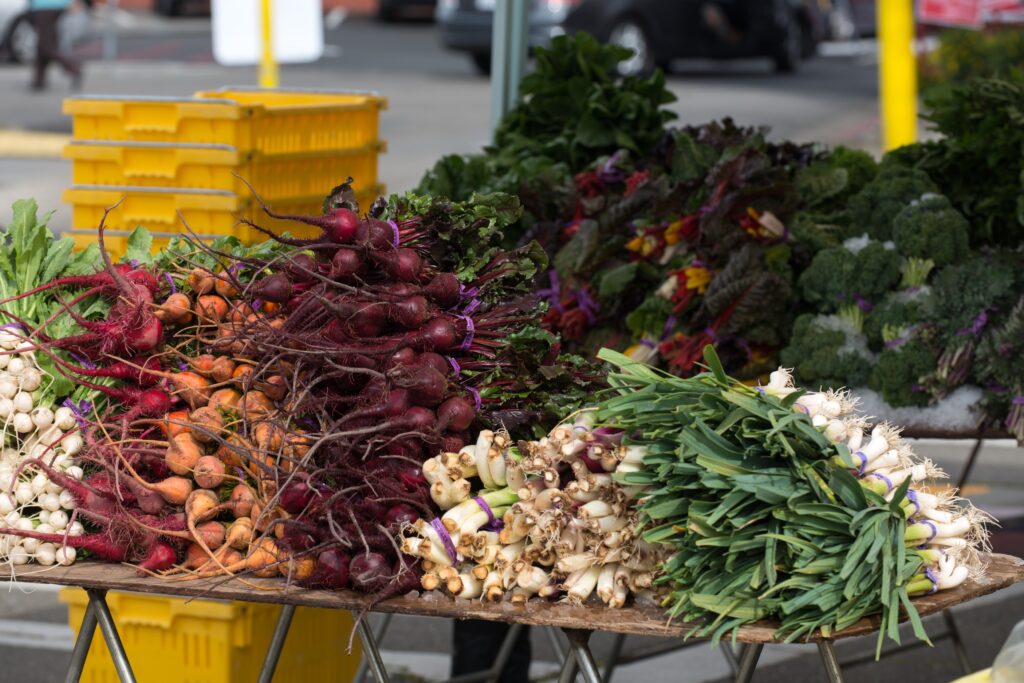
<box><xmin>925</xmin><ymin>256</ymin><xmax>1017</xmax><ymax>340</ymax></box>
<box><xmin>869</xmin><ymin>341</ymin><xmax>938</xmax><ymax>407</ymax></box>
<box><xmin>829</xmin><ymin>146</ymin><xmax>878</xmax><ymax>197</ymax></box>
<box><xmin>799</xmin><ymin>241</ymin><xmax>902</xmax><ymax>311</ymax></box>
<box><xmin>847</xmin><ymin>167</ymin><xmax>939</xmax><ymax>241</ymax></box>
<box><xmin>892</xmin><ymin>194</ymin><xmax>970</xmax><ymax>265</ymax></box>
<box><xmin>780</xmin><ymin>312</ymin><xmax>872</xmax><ymax>390</ymax></box>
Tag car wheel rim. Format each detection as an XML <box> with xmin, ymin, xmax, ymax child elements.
<box><xmin>11</xmin><ymin>21</ymin><xmax>37</xmax><ymax>63</ymax></box>
<box><xmin>609</xmin><ymin>23</ymin><xmax>647</xmax><ymax>76</ymax></box>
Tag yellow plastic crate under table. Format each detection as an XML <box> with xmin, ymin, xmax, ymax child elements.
<box><xmin>60</xmin><ymin>588</ymin><xmax>360</xmax><ymax>683</ymax></box>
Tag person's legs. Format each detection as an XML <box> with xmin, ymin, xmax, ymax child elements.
<box><xmin>32</xmin><ymin>9</ymin><xmax>80</xmax><ymax>90</ymax></box>
<box><xmin>451</xmin><ymin>620</ymin><xmax>532</xmax><ymax>683</ymax></box>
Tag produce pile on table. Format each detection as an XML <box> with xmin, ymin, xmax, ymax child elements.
<box><xmin>0</xmin><ymin>191</ymin><xmax>599</xmax><ymax>593</ymax></box>
<box><xmin>416</xmin><ymin>34</ymin><xmax>1024</xmax><ymax>440</ymax></box>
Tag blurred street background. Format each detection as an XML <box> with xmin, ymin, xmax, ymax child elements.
<box><xmin>0</xmin><ymin>2</ymin><xmax>1022</xmax><ymax>682</ymax></box>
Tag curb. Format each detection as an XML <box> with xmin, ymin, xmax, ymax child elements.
<box><xmin>0</xmin><ymin>130</ymin><xmax>68</xmax><ymax>159</ymax></box>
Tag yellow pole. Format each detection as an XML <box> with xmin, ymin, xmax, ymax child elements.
<box><xmin>877</xmin><ymin>0</ymin><xmax>917</xmax><ymax>150</ymax></box>
<box><xmin>259</xmin><ymin>0</ymin><xmax>278</xmax><ymax>88</ymax></box>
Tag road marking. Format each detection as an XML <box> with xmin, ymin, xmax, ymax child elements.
<box><xmin>0</xmin><ymin>619</ymin><xmax>74</xmax><ymax>652</ymax></box>
<box><xmin>0</xmin><ymin>130</ymin><xmax>68</xmax><ymax>159</ymax></box>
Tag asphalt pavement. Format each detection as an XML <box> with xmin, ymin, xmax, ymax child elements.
<box><xmin>0</xmin><ymin>10</ymin><xmax>1021</xmax><ymax>683</ymax></box>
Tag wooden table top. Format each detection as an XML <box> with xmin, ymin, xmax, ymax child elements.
<box><xmin>6</xmin><ymin>553</ymin><xmax>1023</xmax><ymax>643</ymax></box>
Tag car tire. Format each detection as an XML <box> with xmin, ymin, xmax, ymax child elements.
<box><xmin>470</xmin><ymin>52</ymin><xmax>491</xmax><ymax>76</ymax></box>
<box><xmin>607</xmin><ymin>19</ymin><xmax>654</xmax><ymax>77</ymax></box>
<box><xmin>154</xmin><ymin>0</ymin><xmax>182</xmax><ymax>17</ymax></box>
<box><xmin>773</xmin><ymin>13</ymin><xmax>802</xmax><ymax>73</ymax></box>
<box><xmin>5</xmin><ymin>14</ymin><xmax>36</xmax><ymax>64</ymax></box>
<box><xmin>378</xmin><ymin>0</ymin><xmax>399</xmax><ymax>22</ymax></box>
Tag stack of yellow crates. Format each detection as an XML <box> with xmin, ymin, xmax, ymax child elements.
<box><xmin>62</xmin><ymin>88</ymin><xmax>387</xmax><ymax>256</ymax></box>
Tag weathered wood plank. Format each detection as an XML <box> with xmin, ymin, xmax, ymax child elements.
<box><xmin>7</xmin><ymin>553</ymin><xmax>1023</xmax><ymax>643</ymax></box>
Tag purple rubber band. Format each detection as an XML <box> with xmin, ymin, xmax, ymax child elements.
<box><xmin>474</xmin><ymin>496</ymin><xmax>496</xmax><ymax>525</ymax></box>
<box><xmin>575</xmin><ymin>289</ymin><xmax>599</xmax><ymax>325</ymax></box>
<box><xmin>854</xmin><ymin>451</ymin><xmax>868</xmax><ymax>476</ymax></box>
<box><xmin>448</xmin><ymin>357</ymin><xmax>461</xmax><ymax>376</ymax></box>
<box><xmin>754</xmin><ymin>386</ymin><xmax>766</xmax><ymax>394</ymax></box>
<box><xmin>467</xmin><ymin>385</ymin><xmax>482</xmax><ymax>411</ymax></box>
<box><xmin>459</xmin><ymin>315</ymin><xmax>475</xmax><ymax>351</ymax></box>
<box><xmin>907</xmin><ymin>489</ymin><xmax>920</xmax><ymax>516</ymax></box>
<box><xmin>68</xmin><ymin>351</ymin><xmax>96</xmax><ymax>370</ymax></box>
<box><xmin>178</xmin><ymin>360</ymin><xmax>188</xmax><ymax>372</ymax></box>
<box><xmin>63</xmin><ymin>399</ymin><xmax>92</xmax><ymax>428</ymax></box>
<box><xmin>662</xmin><ymin>315</ymin><xmax>678</xmax><ymax>340</ymax></box>
<box><xmin>129</xmin><ymin>259</ymin><xmax>139</xmax><ymax>269</ymax></box>
<box><xmin>920</xmin><ymin>520</ymin><xmax>938</xmax><ymax>542</ymax></box>
<box><xmin>430</xmin><ymin>518</ymin><xmax>458</xmax><ymax>563</ymax></box>
<box><xmin>795</xmin><ymin>404</ymin><xmax>810</xmax><ymax>415</ymax></box>
<box><xmin>1012</xmin><ymin>396</ymin><xmax>1024</xmax><ymax>406</ymax></box>
<box><xmin>463</xmin><ymin>298</ymin><xmax>481</xmax><ymax>317</ymax></box>
<box><xmin>458</xmin><ymin>284</ymin><xmax>480</xmax><ymax>301</ymax></box>
<box><xmin>252</xmin><ymin>299</ymin><xmax>263</xmax><ymax>312</ymax></box>
<box><xmin>925</xmin><ymin>567</ymin><xmax>939</xmax><ymax>595</ymax></box>
<box><xmin>870</xmin><ymin>472</ymin><xmax>894</xmax><ymax>491</ymax></box>
<box><xmin>388</xmin><ymin>220</ymin><xmax>400</xmax><ymax>246</ymax></box>
<box><xmin>164</xmin><ymin>273</ymin><xmax>177</xmax><ymax>294</ymax></box>
<box><xmin>0</xmin><ymin>324</ymin><xmax>25</xmax><ymax>331</ymax></box>
<box><xmin>536</xmin><ymin>271</ymin><xmax>564</xmax><ymax>313</ymax></box>
<box><xmin>639</xmin><ymin>338</ymin><xmax>656</xmax><ymax>349</ymax></box>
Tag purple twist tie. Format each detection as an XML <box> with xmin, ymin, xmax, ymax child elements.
<box><xmin>164</xmin><ymin>273</ymin><xmax>177</xmax><ymax>294</ymax></box>
<box><xmin>63</xmin><ymin>398</ymin><xmax>92</xmax><ymax>428</ymax></box>
<box><xmin>639</xmin><ymin>338</ymin><xmax>656</xmax><ymax>349</ymax></box>
<box><xmin>536</xmin><ymin>271</ymin><xmax>564</xmax><ymax>313</ymax></box>
<box><xmin>924</xmin><ymin>567</ymin><xmax>939</xmax><ymax>595</ymax></box>
<box><xmin>430</xmin><ymin>518</ymin><xmax>458</xmax><ymax>563</ymax></box>
<box><xmin>907</xmin><ymin>489</ymin><xmax>920</xmax><ymax>515</ymax></box>
<box><xmin>448</xmin><ymin>357</ymin><xmax>462</xmax><ymax>376</ymax></box>
<box><xmin>884</xmin><ymin>337</ymin><xmax>908</xmax><ymax>349</ymax></box>
<box><xmin>1012</xmin><ymin>396</ymin><xmax>1024</xmax><ymax>406</ymax></box>
<box><xmin>870</xmin><ymin>472</ymin><xmax>894</xmax><ymax>491</ymax></box>
<box><xmin>920</xmin><ymin>519</ymin><xmax>938</xmax><ymax>542</ymax></box>
<box><xmin>459</xmin><ymin>315</ymin><xmax>475</xmax><ymax>351</ymax></box>
<box><xmin>388</xmin><ymin>219</ymin><xmax>400</xmax><ymax>246</ymax></box>
<box><xmin>467</xmin><ymin>385</ymin><xmax>482</xmax><ymax>411</ymax></box>
<box><xmin>854</xmin><ymin>450</ymin><xmax>868</xmax><ymax>476</ymax></box>
<box><xmin>957</xmin><ymin>310</ymin><xmax>989</xmax><ymax>337</ymax></box>
<box><xmin>0</xmin><ymin>323</ymin><xmax>25</xmax><ymax>331</ymax></box>
<box><xmin>458</xmin><ymin>284</ymin><xmax>480</xmax><ymax>301</ymax></box>
<box><xmin>853</xmin><ymin>293</ymin><xmax>874</xmax><ymax>313</ymax></box>
<box><xmin>251</xmin><ymin>299</ymin><xmax>263</xmax><ymax>312</ymax></box>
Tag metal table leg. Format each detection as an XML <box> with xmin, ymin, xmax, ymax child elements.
<box><xmin>65</xmin><ymin>599</ymin><xmax>98</xmax><ymax>683</ymax></box>
<box><xmin>734</xmin><ymin>643</ymin><xmax>763</xmax><ymax>683</ymax></box>
<box><xmin>256</xmin><ymin>604</ymin><xmax>296</xmax><ymax>683</ymax></box>
<box><xmin>721</xmin><ymin>643</ymin><xmax>740</xmax><ymax>675</ymax></box>
<box><xmin>942</xmin><ymin>610</ymin><xmax>972</xmax><ymax>675</ymax></box>
<box><xmin>88</xmin><ymin>589</ymin><xmax>136</xmax><ymax>683</ymax></box>
<box><xmin>355</xmin><ymin>613</ymin><xmax>391</xmax><ymax>683</ymax></box>
<box><xmin>817</xmin><ymin>641</ymin><xmax>844</xmax><ymax>683</ymax></box>
<box><xmin>563</xmin><ymin>629</ymin><xmax>603</xmax><ymax>683</ymax></box>
<box><xmin>955</xmin><ymin>438</ymin><xmax>984</xmax><ymax>491</ymax></box>
<box><xmin>355</xmin><ymin>613</ymin><xmax>394</xmax><ymax>683</ymax></box>
<box><xmin>557</xmin><ymin>647</ymin><xmax>579</xmax><ymax>683</ymax></box>
<box><xmin>601</xmin><ymin>633</ymin><xmax>627</xmax><ymax>683</ymax></box>
<box><xmin>546</xmin><ymin>625</ymin><xmax>568</xmax><ymax>661</ymax></box>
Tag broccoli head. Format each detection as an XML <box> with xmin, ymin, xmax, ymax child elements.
<box><xmin>847</xmin><ymin>167</ymin><xmax>939</xmax><ymax>241</ymax></box>
<box><xmin>780</xmin><ymin>312</ymin><xmax>872</xmax><ymax>390</ymax></box>
<box><xmin>892</xmin><ymin>194</ymin><xmax>970</xmax><ymax>265</ymax></box>
<box><xmin>829</xmin><ymin>146</ymin><xmax>878</xmax><ymax>197</ymax></box>
<box><xmin>925</xmin><ymin>255</ymin><xmax>1017</xmax><ymax>341</ymax></box>
<box><xmin>868</xmin><ymin>341</ymin><xmax>938</xmax><ymax>407</ymax></box>
<box><xmin>798</xmin><ymin>241</ymin><xmax>902</xmax><ymax>311</ymax></box>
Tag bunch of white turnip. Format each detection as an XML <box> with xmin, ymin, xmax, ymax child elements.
<box><xmin>0</xmin><ymin>328</ymin><xmax>83</xmax><ymax>568</ymax></box>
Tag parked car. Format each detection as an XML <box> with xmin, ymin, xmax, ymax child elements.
<box><xmin>0</xmin><ymin>0</ymin><xmax>34</xmax><ymax>64</ymax></box>
<box><xmin>437</xmin><ymin>0</ymin><xmax>827</xmax><ymax>75</ymax></box>
<box><xmin>379</xmin><ymin>0</ymin><xmax>436</xmax><ymax>22</ymax></box>
<box><xmin>154</xmin><ymin>0</ymin><xmax>209</xmax><ymax>17</ymax></box>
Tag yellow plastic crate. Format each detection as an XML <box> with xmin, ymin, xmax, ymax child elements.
<box><xmin>65</xmin><ymin>90</ymin><xmax>386</xmax><ymax>156</ymax></box>
<box><xmin>60</xmin><ymin>588</ymin><xmax>360</xmax><ymax>683</ymax></box>
<box><xmin>65</xmin><ymin>140</ymin><xmax>384</xmax><ymax>203</ymax></box>
<box><xmin>64</xmin><ymin>96</ymin><xmax>254</xmax><ymax>146</ymax></box>
<box><xmin>195</xmin><ymin>87</ymin><xmax>386</xmax><ymax>156</ymax></box>
<box><xmin>64</xmin><ymin>185</ymin><xmax>384</xmax><ymax>240</ymax></box>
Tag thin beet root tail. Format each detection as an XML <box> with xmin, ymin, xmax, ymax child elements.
<box><xmin>96</xmin><ymin>201</ymin><xmax>137</xmax><ymax>302</ymax></box>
